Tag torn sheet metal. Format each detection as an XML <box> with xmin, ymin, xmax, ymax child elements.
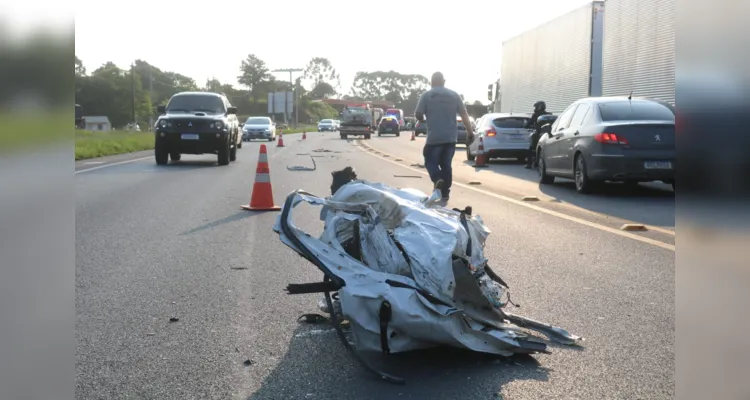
<box><xmin>273</xmin><ymin>181</ymin><xmax>582</xmax><ymax>360</ymax></box>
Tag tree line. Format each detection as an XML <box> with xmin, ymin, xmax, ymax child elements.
<box><xmin>74</xmin><ymin>54</ymin><xmax>488</xmax><ymax>129</ymax></box>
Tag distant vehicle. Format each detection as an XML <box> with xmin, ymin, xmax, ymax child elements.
<box><xmin>75</xmin><ymin>104</ymin><xmax>85</xmax><ymax>129</ymax></box>
<box><xmin>333</xmin><ymin>120</ymin><xmax>341</xmax><ymax>130</ymax></box>
<box><xmin>125</xmin><ymin>122</ymin><xmax>141</xmax><ymax>132</ymax></box>
<box><xmin>414</xmin><ymin>120</ymin><xmax>427</xmax><ymax>136</ymax></box>
<box><xmin>377</xmin><ymin>115</ymin><xmax>400</xmax><ymax>137</ymax></box>
<box><xmin>536</xmin><ymin>96</ymin><xmax>675</xmax><ymax>193</ymax></box>
<box><xmin>456</xmin><ymin>115</ymin><xmax>475</xmax><ymax>144</ymax></box>
<box><xmin>242</xmin><ymin>116</ymin><xmax>276</xmax><ymax>142</ymax></box>
<box><xmin>385</xmin><ymin>108</ymin><xmax>405</xmax><ymax>130</ymax></box>
<box><xmin>467</xmin><ymin>113</ymin><xmax>532</xmax><ymax>161</ymax></box>
<box><xmin>340</xmin><ymin>104</ymin><xmax>372</xmax><ymax>140</ymax></box>
<box><xmin>318</xmin><ymin>119</ymin><xmax>336</xmax><ymax>132</ymax></box>
<box><xmin>154</xmin><ymin>91</ymin><xmax>241</xmax><ymax>166</ymax></box>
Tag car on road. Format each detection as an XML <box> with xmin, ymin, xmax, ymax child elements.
<box><xmin>333</xmin><ymin>120</ymin><xmax>341</xmax><ymax>130</ymax></box>
<box><xmin>456</xmin><ymin>115</ymin><xmax>476</xmax><ymax>145</ymax></box>
<box><xmin>154</xmin><ymin>91</ymin><xmax>241</xmax><ymax>166</ymax></box>
<box><xmin>466</xmin><ymin>113</ymin><xmax>532</xmax><ymax>161</ymax></box>
<box><xmin>414</xmin><ymin>120</ymin><xmax>427</xmax><ymax>136</ymax></box>
<box><xmin>536</xmin><ymin>96</ymin><xmax>675</xmax><ymax>193</ymax></box>
<box><xmin>377</xmin><ymin>116</ymin><xmax>400</xmax><ymax>136</ymax></box>
<box><xmin>242</xmin><ymin>116</ymin><xmax>276</xmax><ymax>142</ymax></box>
<box><xmin>318</xmin><ymin>119</ymin><xmax>337</xmax><ymax>131</ymax></box>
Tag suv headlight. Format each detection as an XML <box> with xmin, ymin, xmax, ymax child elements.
<box><xmin>159</xmin><ymin>119</ymin><xmax>172</xmax><ymax>128</ymax></box>
<box><xmin>210</xmin><ymin>121</ymin><xmax>224</xmax><ymax>129</ymax></box>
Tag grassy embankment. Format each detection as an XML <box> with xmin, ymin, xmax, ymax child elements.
<box><xmin>75</xmin><ymin>125</ymin><xmax>317</xmax><ymax>160</ymax></box>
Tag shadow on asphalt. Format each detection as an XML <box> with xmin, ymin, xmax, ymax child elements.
<box><xmin>248</xmin><ymin>325</ymin><xmax>550</xmax><ymax>400</ymax></box>
<box><xmin>461</xmin><ymin>157</ymin><xmax>675</xmax><ymax>227</ymax></box>
<box><xmin>180</xmin><ymin>211</ymin><xmax>260</xmax><ymax>235</ymax></box>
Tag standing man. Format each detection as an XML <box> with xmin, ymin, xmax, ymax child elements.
<box><xmin>415</xmin><ymin>72</ymin><xmax>473</xmax><ymax>202</ymax></box>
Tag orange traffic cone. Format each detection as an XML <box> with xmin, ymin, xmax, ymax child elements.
<box><xmin>302</xmin><ymin>131</ymin><xmax>307</xmax><ymax>140</ymax></box>
<box><xmin>277</xmin><ymin>132</ymin><xmax>285</xmax><ymax>147</ymax></box>
<box><xmin>410</xmin><ymin>131</ymin><xmax>415</xmax><ymax>141</ymax></box>
<box><xmin>241</xmin><ymin>144</ymin><xmax>281</xmax><ymax>211</ymax></box>
<box><xmin>474</xmin><ymin>136</ymin><xmax>489</xmax><ymax>168</ymax></box>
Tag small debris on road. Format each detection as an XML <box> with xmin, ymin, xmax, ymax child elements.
<box><xmin>521</xmin><ymin>196</ymin><xmax>540</xmax><ymax>201</ymax></box>
<box><xmin>287</xmin><ymin>155</ymin><xmax>317</xmax><ymax>171</ymax></box>
<box><xmin>410</xmin><ymin>163</ymin><xmax>425</xmax><ymax>168</ymax></box>
<box><xmin>145</xmin><ymin>332</ymin><xmax>156</xmax><ymax>336</ymax></box>
<box><xmin>297</xmin><ymin>313</ymin><xmax>328</xmax><ymax>324</ymax></box>
<box><xmin>169</xmin><ymin>317</ymin><xmax>179</xmax><ymax>322</ymax></box>
<box><xmin>620</xmin><ymin>223</ymin><xmax>647</xmax><ymax>231</ymax></box>
<box><xmin>230</xmin><ymin>267</ymin><xmax>248</xmax><ymax>270</ymax></box>
<box><xmin>243</xmin><ymin>359</ymin><xmax>254</xmax><ymax>366</ymax></box>
<box><xmin>312</xmin><ymin>149</ymin><xmax>332</xmax><ymax>153</ymax></box>
<box><xmin>394</xmin><ymin>175</ymin><xmax>421</xmax><ymax>178</ymax></box>
<box><xmin>468</xmin><ymin>181</ymin><xmax>481</xmax><ymax>185</ymax></box>
<box><xmin>395</xmin><ymin>158</ymin><xmax>403</xmax><ymax>161</ymax></box>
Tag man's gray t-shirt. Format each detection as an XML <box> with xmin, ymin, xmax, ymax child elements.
<box><xmin>414</xmin><ymin>86</ymin><xmax>467</xmax><ymax>145</ymax></box>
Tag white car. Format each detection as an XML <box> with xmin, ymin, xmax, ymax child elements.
<box><xmin>466</xmin><ymin>113</ymin><xmax>533</xmax><ymax>161</ymax></box>
<box><xmin>318</xmin><ymin>119</ymin><xmax>336</xmax><ymax>132</ymax></box>
<box><xmin>242</xmin><ymin>116</ymin><xmax>276</xmax><ymax>142</ymax></box>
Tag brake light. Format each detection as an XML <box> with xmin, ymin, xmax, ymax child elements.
<box><xmin>594</xmin><ymin>132</ymin><xmax>628</xmax><ymax>145</ymax></box>
<box><xmin>486</xmin><ymin>129</ymin><xmax>497</xmax><ymax>137</ymax></box>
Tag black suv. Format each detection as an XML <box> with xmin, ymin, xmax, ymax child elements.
<box><xmin>154</xmin><ymin>92</ymin><xmax>241</xmax><ymax>166</ymax></box>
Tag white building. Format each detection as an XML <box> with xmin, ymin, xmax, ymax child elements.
<box><xmin>83</xmin><ymin>116</ymin><xmax>112</xmax><ymax>132</ymax></box>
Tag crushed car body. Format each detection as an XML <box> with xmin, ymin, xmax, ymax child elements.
<box><xmin>273</xmin><ymin>179</ymin><xmax>582</xmax><ymax>383</ymax></box>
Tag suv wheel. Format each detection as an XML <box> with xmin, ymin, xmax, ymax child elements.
<box><xmin>364</xmin><ymin>134</ymin><xmax>371</xmax><ymax>140</ymax></box>
<box><xmin>155</xmin><ymin>142</ymin><xmax>169</xmax><ymax>165</ymax></box>
<box><xmin>537</xmin><ymin>149</ymin><xmax>554</xmax><ymax>184</ymax></box>
<box><xmin>229</xmin><ymin>143</ymin><xmax>237</xmax><ymax>162</ymax></box>
<box><xmin>218</xmin><ymin>141</ymin><xmax>230</xmax><ymax>166</ymax></box>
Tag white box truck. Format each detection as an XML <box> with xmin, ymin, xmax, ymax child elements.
<box><xmin>497</xmin><ymin>1</ymin><xmax>605</xmax><ymax>114</ymax></box>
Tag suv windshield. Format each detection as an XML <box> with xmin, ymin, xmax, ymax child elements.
<box><xmin>167</xmin><ymin>95</ymin><xmax>226</xmax><ymax>114</ymax></box>
<box><xmin>321</xmin><ymin>119</ymin><xmax>333</xmax><ymax>123</ymax></box>
<box><xmin>598</xmin><ymin>101</ymin><xmax>675</xmax><ymax>122</ymax></box>
<box><xmin>245</xmin><ymin>117</ymin><xmax>270</xmax><ymax>125</ymax></box>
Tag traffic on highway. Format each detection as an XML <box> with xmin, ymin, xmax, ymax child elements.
<box><xmin>74</xmin><ymin>0</ymin><xmax>675</xmax><ymax>399</ymax></box>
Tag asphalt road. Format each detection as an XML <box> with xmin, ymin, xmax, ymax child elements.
<box><xmin>76</xmin><ymin>131</ymin><xmax>674</xmax><ymax>399</ymax></box>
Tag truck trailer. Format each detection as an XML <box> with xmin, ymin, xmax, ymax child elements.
<box><xmin>498</xmin><ymin>1</ymin><xmax>605</xmax><ymax>113</ymax></box>
<box><xmin>339</xmin><ymin>104</ymin><xmax>372</xmax><ymax>140</ymax></box>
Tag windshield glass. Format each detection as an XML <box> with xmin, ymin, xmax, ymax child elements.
<box><xmin>166</xmin><ymin>95</ymin><xmax>225</xmax><ymax>114</ymax></box>
<box><xmin>245</xmin><ymin>117</ymin><xmax>271</xmax><ymax>125</ymax></box>
<box><xmin>598</xmin><ymin>101</ymin><xmax>675</xmax><ymax>122</ymax></box>
<box><xmin>321</xmin><ymin>119</ymin><xmax>333</xmax><ymax>123</ymax></box>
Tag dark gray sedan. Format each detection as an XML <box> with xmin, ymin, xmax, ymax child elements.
<box><xmin>536</xmin><ymin>97</ymin><xmax>675</xmax><ymax>194</ymax></box>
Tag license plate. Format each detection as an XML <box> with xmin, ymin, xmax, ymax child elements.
<box><xmin>644</xmin><ymin>161</ymin><xmax>672</xmax><ymax>169</ymax></box>
<box><xmin>181</xmin><ymin>134</ymin><xmax>199</xmax><ymax>140</ymax></box>
<box><xmin>510</xmin><ymin>134</ymin><xmax>525</xmax><ymax>140</ymax></box>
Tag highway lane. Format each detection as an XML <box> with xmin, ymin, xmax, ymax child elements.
<box><xmin>76</xmin><ymin>131</ymin><xmax>674</xmax><ymax>399</ymax></box>
<box><xmin>364</xmin><ymin>132</ymin><xmax>675</xmax><ymax>235</ymax></box>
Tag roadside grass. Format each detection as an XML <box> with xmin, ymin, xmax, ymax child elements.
<box><xmin>74</xmin><ymin>124</ymin><xmax>317</xmax><ymax>160</ymax></box>
<box><xmin>75</xmin><ymin>129</ymin><xmax>153</xmax><ymax>160</ymax></box>
<box><xmin>0</xmin><ymin>113</ymin><xmax>70</xmax><ymax>154</ymax></box>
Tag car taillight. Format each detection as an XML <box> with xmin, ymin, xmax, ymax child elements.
<box><xmin>594</xmin><ymin>132</ymin><xmax>628</xmax><ymax>145</ymax></box>
<box><xmin>486</xmin><ymin>129</ymin><xmax>497</xmax><ymax>137</ymax></box>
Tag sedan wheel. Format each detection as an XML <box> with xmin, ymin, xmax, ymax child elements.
<box><xmin>574</xmin><ymin>154</ymin><xmax>596</xmax><ymax>194</ymax></box>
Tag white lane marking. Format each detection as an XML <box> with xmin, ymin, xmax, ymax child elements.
<box><xmin>75</xmin><ymin>156</ymin><xmax>154</xmax><ymax>174</ymax></box>
<box><xmin>363</xmin><ymin>141</ymin><xmax>676</xmax><ymax>236</ymax></box>
<box><xmin>357</xmin><ymin>142</ymin><xmax>675</xmax><ymax>252</ymax></box>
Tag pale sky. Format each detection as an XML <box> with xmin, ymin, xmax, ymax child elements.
<box><xmin>73</xmin><ymin>0</ymin><xmax>590</xmax><ymax>103</ymax></box>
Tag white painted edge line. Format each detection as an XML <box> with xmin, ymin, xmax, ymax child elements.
<box><xmin>357</xmin><ymin>141</ymin><xmax>675</xmax><ymax>252</ymax></box>
<box><xmin>364</xmin><ymin>141</ymin><xmax>676</xmax><ymax>237</ymax></box>
<box><xmin>75</xmin><ymin>156</ymin><xmax>153</xmax><ymax>174</ymax></box>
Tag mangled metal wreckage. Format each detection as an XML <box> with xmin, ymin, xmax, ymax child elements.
<box><xmin>273</xmin><ymin>179</ymin><xmax>582</xmax><ymax>383</ymax></box>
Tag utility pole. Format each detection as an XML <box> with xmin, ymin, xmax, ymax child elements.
<box><xmin>271</xmin><ymin>68</ymin><xmax>303</xmax><ymax>128</ymax></box>
<box><xmin>148</xmin><ymin>65</ymin><xmax>154</xmax><ymax>131</ymax></box>
<box><xmin>131</xmin><ymin>62</ymin><xmax>136</xmax><ymax>130</ymax></box>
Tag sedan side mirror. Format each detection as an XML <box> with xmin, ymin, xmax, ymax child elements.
<box><xmin>226</xmin><ymin>106</ymin><xmax>237</xmax><ymax>114</ymax></box>
<box><xmin>541</xmin><ymin>124</ymin><xmax>552</xmax><ymax>135</ymax></box>
<box><xmin>156</xmin><ymin>105</ymin><xmax>166</xmax><ymax>114</ymax></box>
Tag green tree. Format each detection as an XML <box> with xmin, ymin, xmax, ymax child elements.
<box><xmin>349</xmin><ymin>71</ymin><xmax>429</xmax><ymax>111</ymax></box>
<box><xmin>302</xmin><ymin>57</ymin><xmax>340</xmax><ymax>95</ymax></box>
<box><xmin>238</xmin><ymin>54</ymin><xmax>270</xmax><ymax>104</ymax></box>
<box><xmin>309</xmin><ymin>82</ymin><xmax>336</xmax><ymax>99</ymax></box>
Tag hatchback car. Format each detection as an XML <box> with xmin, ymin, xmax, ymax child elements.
<box><xmin>242</xmin><ymin>116</ymin><xmax>276</xmax><ymax>142</ymax></box>
<box><xmin>536</xmin><ymin>97</ymin><xmax>675</xmax><ymax>193</ymax></box>
<box><xmin>377</xmin><ymin>116</ymin><xmax>401</xmax><ymax>136</ymax></box>
<box><xmin>456</xmin><ymin>116</ymin><xmax>476</xmax><ymax>144</ymax></box>
<box><xmin>466</xmin><ymin>113</ymin><xmax>532</xmax><ymax>161</ymax></box>
<box><xmin>318</xmin><ymin>119</ymin><xmax>336</xmax><ymax>131</ymax></box>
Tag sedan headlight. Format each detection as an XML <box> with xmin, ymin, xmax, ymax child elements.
<box><xmin>159</xmin><ymin>119</ymin><xmax>172</xmax><ymax>128</ymax></box>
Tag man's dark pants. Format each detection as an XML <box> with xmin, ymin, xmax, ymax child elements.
<box><xmin>423</xmin><ymin>142</ymin><xmax>456</xmax><ymax>198</ymax></box>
